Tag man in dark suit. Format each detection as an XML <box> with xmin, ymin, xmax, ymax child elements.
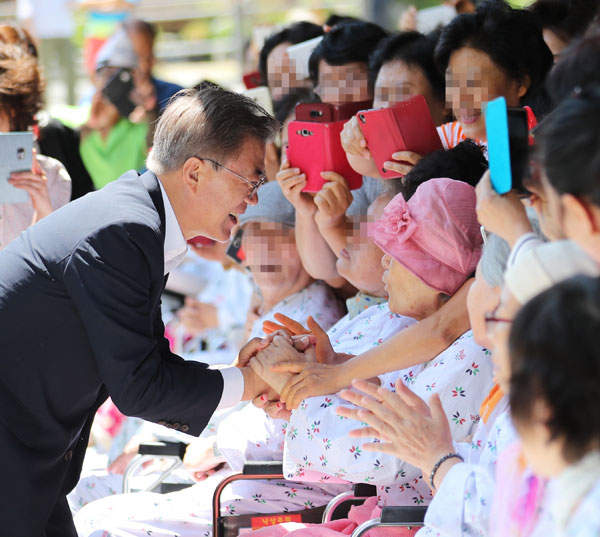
<box><xmin>0</xmin><ymin>86</ymin><xmax>280</xmax><ymax>536</ymax></box>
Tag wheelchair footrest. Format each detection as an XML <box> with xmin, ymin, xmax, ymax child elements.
<box><xmin>380</xmin><ymin>506</ymin><xmax>427</xmax><ymax>525</ymax></box>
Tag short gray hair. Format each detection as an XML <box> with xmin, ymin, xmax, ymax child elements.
<box><xmin>147</xmin><ymin>86</ymin><xmax>280</xmax><ymax>175</ymax></box>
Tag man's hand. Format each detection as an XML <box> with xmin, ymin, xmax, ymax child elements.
<box><xmin>314</xmin><ymin>172</ymin><xmax>354</xmax><ymax>231</ymax></box>
<box><xmin>276</xmin><ymin>159</ymin><xmax>317</xmax><ymax>217</ymax></box>
<box><xmin>476</xmin><ymin>170</ymin><xmax>533</xmax><ymax>247</ymax></box>
<box><xmin>240</xmin><ymin>366</ymin><xmax>278</xmax><ymax>402</ymax></box>
<box><xmin>233</xmin><ymin>337</ymin><xmax>270</xmax><ymax>368</ymax></box>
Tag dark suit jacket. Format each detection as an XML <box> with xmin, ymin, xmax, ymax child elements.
<box><xmin>0</xmin><ymin>170</ymin><xmax>224</xmax><ymax>488</ymax></box>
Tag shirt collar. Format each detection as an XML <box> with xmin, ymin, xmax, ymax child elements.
<box><xmin>345</xmin><ymin>292</ymin><xmax>387</xmax><ymax>320</ymax></box>
<box><xmin>157</xmin><ymin>178</ymin><xmax>188</xmax><ymax>275</ymax></box>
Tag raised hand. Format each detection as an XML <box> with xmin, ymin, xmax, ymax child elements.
<box><xmin>314</xmin><ymin>172</ymin><xmax>354</xmax><ymax>230</ymax></box>
<box><xmin>382</xmin><ymin>150</ymin><xmax>423</xmax><ymax>177</ymax></box>
<box><xmin>276</xmin><ymin>159</ymin><xmax>317</xmax><ymax>217</ymax></box>
<box><xmin>337</xmin><ymin>378</ymin><xmax>455</xmax><ymax>481</ymax></box>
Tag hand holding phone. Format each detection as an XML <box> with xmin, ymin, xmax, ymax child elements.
<box><xmin>102</xmin><ymin>69</ymin><xmax>136</xmax><ymax>118</ymax></box>
<box><xmin>356</xmin><ymin>95</ymin><xmax>442</xmax><ymax>179</ymax></box>
<box><xmin>0</xmin><ymin>131</ymin><xmax>34</xmax><ymax>204</ymax></box>
<box><xmin>287</xmin><ymin>119</ymin><xmax>363</xmax><ymax>192</ymax></box>
<box><xmin>275</xmin><ymin>159</ymin><xmax>316</xmax><ymax>217</ymax></box>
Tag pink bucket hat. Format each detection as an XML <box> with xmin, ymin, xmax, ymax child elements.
<box><xmin>369</xmin><ymin>178</ymin><xmax>482</xmax><ymax>295</ymax></box>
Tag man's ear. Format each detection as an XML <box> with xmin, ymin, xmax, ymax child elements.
<box><xmin>181</xmin><ymin>157</ymin><xmax>204</xmax><ymax>193</ymax></box>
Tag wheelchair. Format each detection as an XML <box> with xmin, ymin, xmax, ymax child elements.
<box><xmin>125</xmin><ymin>441</ymin><xmax>427</xmax><ymax>537</ymax></box>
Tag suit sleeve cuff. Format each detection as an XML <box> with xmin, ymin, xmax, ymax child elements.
<box><xmin>215</xmin><ymin>367</ymin><xmax>244</xmax><ymax>410</ymax></box>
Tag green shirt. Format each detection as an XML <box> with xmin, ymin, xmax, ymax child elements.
<box><xmin>80</xmin><ymin>119</ymin><xmax>148</xmax><ymax>190</ymax></box>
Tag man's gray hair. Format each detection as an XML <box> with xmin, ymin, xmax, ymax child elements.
<box><xmin>147</xmin><ymin>86</ymin><xmax>280</xmax><ymax>175</ymax></box>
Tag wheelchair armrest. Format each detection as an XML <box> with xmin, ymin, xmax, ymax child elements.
<box><xmin>380</xmin><ymin>506</ymin><xmax>427</xmax><ymax>525</ymax></box>
<box><xmin>138</xmin><ymin>441</ymin><xmax>188</xmax><ymax>459</ymax></box>
<box><xmin>242</xmin><ymin>461</ymin><xmax>284</xmax><ymax>475</ymax></box>
<box><xmin>352</xmin><ymin>483</ymin><xmax>377</xmax><ymax>497</ymax></box>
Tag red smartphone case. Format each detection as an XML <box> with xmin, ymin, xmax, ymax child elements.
<box><xmin>295</xmin><ymin>100</ymin><xmax>373</xmax><ymax>123</ymax></box>
<box><xmin>357</xmin><ymin>95</ymin><xmax>443</xmax><ymax>179</ymax></box>
<box><xmin>243</xmin><ymin>71</ymin><xmax>262</xmax><ymax>90</ymax></box>
<box><xmin>287</xmin><ymin>119</ymin><xmax>363</xmax><ymax>193</ymax></box>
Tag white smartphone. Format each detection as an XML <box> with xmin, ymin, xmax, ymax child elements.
<box><xmin>286</xmin><ymin>36</ymin><xmax>323</xmax><ymax>80</ymax></box>
<box><xmin>0</xmin><ymin>131</ymin><xmax>33</xmax><ymax>204</ymax></box>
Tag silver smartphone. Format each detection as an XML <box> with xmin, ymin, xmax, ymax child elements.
<box><xmin>0</xmin><ymin>131</ymin><xmax>33</xmax><ymax>204</ymax></box>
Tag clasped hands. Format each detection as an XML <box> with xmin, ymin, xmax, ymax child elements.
<box><xmin>235</xmin><ymin>313</ymin><xmax>350</xmax><ymax>419</ymax></box>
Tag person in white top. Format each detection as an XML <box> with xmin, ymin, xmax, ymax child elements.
<box><xmin>0</xmin><ymin>42</ymin><xmax>71</xmax><ymax>250</ymax></box>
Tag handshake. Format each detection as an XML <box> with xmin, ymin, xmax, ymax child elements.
<box><xmin>235</xmin><ymin>315</ymin><xmax>351</xmax><ymax>419</ymax></box>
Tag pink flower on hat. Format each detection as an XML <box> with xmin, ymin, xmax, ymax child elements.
<box><xmin>373</xmin><ymin>196</ymin><xmax>417</xmax><ymax>244</ymax></box>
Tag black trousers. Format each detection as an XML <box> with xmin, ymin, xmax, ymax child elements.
<box><xmin>0</xmin><ymin>420</ymin><xmax>78</xmax><ymax>537</ymax></box>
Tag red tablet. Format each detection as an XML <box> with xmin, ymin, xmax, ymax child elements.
<box><xmin>287</xmin><ymin>119</ymin><xmax>363</xmax><ymax>192</ymax></box>
<box><xmin>357</xmin><ymin>95</ymin><xmax>443</xmax><ymax>179</ymax></box>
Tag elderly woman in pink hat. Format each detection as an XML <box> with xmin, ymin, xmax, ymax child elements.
<box><xmin>247</xmin><ymin>178</ymin><xmax>494</xmax><ymax>537</ymax></box>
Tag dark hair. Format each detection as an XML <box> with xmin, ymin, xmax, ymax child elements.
<box><xmin>324</xmin><ymin>14</ymin><xmax>361</xmax><ymax>28</ymax></box>
<box><xmin>529</xmin><ymin>0</ymin><xmax>599</xmax><ymax>43</ymax></box>
<box><xmin>434</xmin><ymin>1</ymin><xmax>553</xmax><ymax>108</ymax></box>
<box><xmin>308</xmin><ymin>21</ymin><xmax>388</xmax><ymax>85</ymax></box>
<box><xmin>0</xmin><ymin>43</ymin><xmax>45</xmax><ymax>131</ymax></box>
<box><xmin>258</xmin><ymin>22</ymin><xmax>324</xmax><ymax>86</ymax></box>
<box><xmin>0</xmin><ymin>24</ymin><xmax>38</xmax><ymax>57</ymax></box>
<box><xmin>388</xmin><ymin>139</ymin><xmax>488</xmax><ymax>199</ymax></box>
<box><xmin>509</xmin><ymin>275</ymin><xmax>600</xmax><ymax>463</ymax></box>
<box><xmin>273</xmin><ymin>87</ymin><xmax>320</xmax><ymax>123</ymax></box>
<box><xmin>368</xmin><ymin>31</ymin><xmax>444</xmax><ymax>102</ymax></box>
<box><xmin>535</xmin><ymin>86</ymin><xmax>600</xmax><ymax>206</ymax></box>
<box><xmin>546</xmin><ymin>30</ymin><xmax>600</xmax><ymax>105</ymax></box>
<box><xmin>148</xmin><ymin>86</ymin><xmax>280</xmax><ymax>174</ymax></box>
<box><xmin>123</xmin><ymin>19</ymin><xmax>157</xmax><ymax>43</ymax></box>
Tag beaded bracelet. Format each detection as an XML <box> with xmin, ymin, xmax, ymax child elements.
<box><xmin>429</xmin><ymin>452</ymin><xmax>464</xmax><ymax>491</ymax></box>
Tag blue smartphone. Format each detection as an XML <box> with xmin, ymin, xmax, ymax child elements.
<box><xmin>485</xmin><ymin>97</ymin><xmax>530</xmax><ymax>195</ymax></box>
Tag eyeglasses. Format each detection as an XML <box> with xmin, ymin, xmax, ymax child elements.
<box><xmin>196</xmin><ymin>156</ymin><xmax>267</xmax><ymax>200</ymax></box>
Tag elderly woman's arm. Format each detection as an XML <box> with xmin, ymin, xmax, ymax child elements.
<box><xmin>276</xmin><ymin>279</ymin><xmax>472</xmax><ymax>409</ymax></box>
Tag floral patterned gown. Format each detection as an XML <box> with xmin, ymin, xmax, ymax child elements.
<box><xmin>283</xmin><ymin>331</ymin><xmax>494</xmax><ymax>508</ymax></box>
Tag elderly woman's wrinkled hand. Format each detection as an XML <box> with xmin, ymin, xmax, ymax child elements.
<box><xmin>337</xmin><ymin>378</ymin><xmax>455</xmax><ymax>479</ymax></box>
<box><xmin>264</xmin><ymin>313</ymin><xmax>338</xmax><ymax>365</ymax></box>
<box><xmin>252</xmin><ymin>393</ymin><xmax>292</xmax><ymax>421</ymax></box>
<box><xmin>250</xmin><ymin>334</ymin><xmax>316</xmax><ymax>394</ymax></box>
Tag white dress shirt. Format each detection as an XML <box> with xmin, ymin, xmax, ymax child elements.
<box><xmin>157</xmin><ymin>178</ymin><xmax>244</xmax><ymax>409</ymax></box>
